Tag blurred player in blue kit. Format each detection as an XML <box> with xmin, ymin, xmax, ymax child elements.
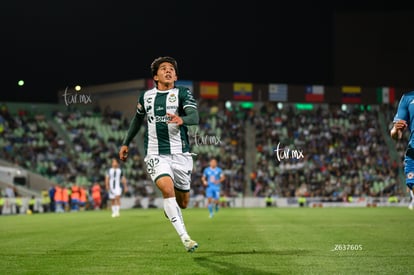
<box><xmin>390</xmin><ymin>91</ymin><xmax>414</xmax><ymax>206</ymax></box>
<box><xmin>202</xmin><ymin>158</ymin><xmax>225</xmax><ymax>218</ymax></box>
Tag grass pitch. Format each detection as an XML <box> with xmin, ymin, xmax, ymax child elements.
<box><xmin>0</xmin><ymin>207</ymin><xmax>413</xmax><ymax>275</ymax></box>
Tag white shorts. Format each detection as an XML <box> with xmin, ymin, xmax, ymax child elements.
<box><xmin>144</xmin><ymin>153</ymin><xmax>193</xmax><ymax>192</ymax></box>
<box><xmin>108</xmin><ymin>188</ymin><xmax>122</xmax><ymax>199</ymax></box>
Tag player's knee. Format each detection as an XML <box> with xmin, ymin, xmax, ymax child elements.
<box><xmin>177</xmin><ymin>199</ymin><xmax>188</xmax><ymax>209</ymax></box>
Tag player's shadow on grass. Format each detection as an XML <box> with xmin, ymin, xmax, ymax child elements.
<box><xmin>196</xmin><ymin>249</ymin><xmax>309</xmax><ymax>256</ymax></box>
<box><xmin>193</xmin><ymin>249</ymin><xmax>308</xmax><ymax>275</ymax></box>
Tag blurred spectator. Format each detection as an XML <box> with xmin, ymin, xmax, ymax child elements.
<box><xmin>91</xmin><ymin>182</ymin><xmax>102</xmax><ymax>210</ymax></box>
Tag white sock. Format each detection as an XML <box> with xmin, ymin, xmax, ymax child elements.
<box><xmin>112</xmin><ymin>205</ymin><xmax>116</xmax><ymax>214</ymax></box>
<box><xmin>164</xmin><ymin>198</ymin><xmax>189</xmax><ymax>241</ymax></box>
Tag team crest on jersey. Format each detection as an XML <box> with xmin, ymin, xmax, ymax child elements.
<box><xmin>169</xmin><ymin>94</ymin><xmax>177</xmax><ymax>103</ymax></box>
<box><xmin>408</xmin><ymin>172</ymin><xmax>414</xmax><ymax>179</ymax></box>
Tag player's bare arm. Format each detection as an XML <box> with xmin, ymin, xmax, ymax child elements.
<box><xmin>122</xmin><ymin>176</ymin><xmax>128</xmax><ymax>193</ymax></box>
<box><xmin>104</xmin><ymin>175</ymin><xmax>109</xmax><ymax>191</ymax></box>
<box><xmin>201</xmin><ymin>175</ymin><xmax>207</xmax><ymax>186</ymax></box>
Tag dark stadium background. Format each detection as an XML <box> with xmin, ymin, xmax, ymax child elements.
<box><xmin>2</xmin><ymin>1</ymin><xmax>414</xmax><ymax>103</ymax></box>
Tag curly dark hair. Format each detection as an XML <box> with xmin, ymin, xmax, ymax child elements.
<box><xmin>150</xmin><ymin>56</ymin><xmax>178</xmax><ymax>77</ymax></box>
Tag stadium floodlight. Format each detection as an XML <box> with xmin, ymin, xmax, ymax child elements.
<box><xmin>277</xmin><ymin>102</ymin><xmax>283</xmax><ymax>110</ymax></box>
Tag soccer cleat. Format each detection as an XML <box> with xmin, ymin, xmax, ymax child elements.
<box><xmin>409</xmin><ymin>204</ymin><xmax>413</xmax><ymax>210</ymax></box>
<box><xmin>183</xmin><ymin>239</ymin><xmax>198</xmax><ymax>253</ymax></box>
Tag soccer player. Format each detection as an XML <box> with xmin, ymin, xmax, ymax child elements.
<box><xmin>202</xmin><ymin>157</ymin><xmax>225</xmax><ymax>218</ymax></box>
<box><xmin>391</xmin><ymin>92</ymin><xmax>414</xmax><ymax>199</ymax></box>
<box><xmin>119</xmin><ymin>56</ymin><xmax>200</xmax><ymax>252</ymax></box>
<box><xmin>105</xmin><ymin>158</ymin><xmax>128</xmax><ymax>218</ymax></box>
<box><xmin>408</xmin><ymin>188</ymin><xmax>414</xmax><ymax>210</ymax></box>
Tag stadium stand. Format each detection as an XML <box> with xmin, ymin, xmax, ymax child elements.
<box><xmin>0</xmin><ymin>97</ymin><xmax>408</xmax><ymax>212</ymax></box>
<box><xmin>253</xmin><ymin>103</ymin><xmax>402</xmax><ymax>201</ymax></box>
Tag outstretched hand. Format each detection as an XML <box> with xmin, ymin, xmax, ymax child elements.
<box><xmin>119</xmin><ymin>145</ymin><xmax>129</xmax><ymax>161</ymax></box>
<box><xmin>167</xmin><ymin>113</ymin><xmax>183</xmax><ymax>125</ymax></box>
<box><xmin>391</xmin><ymin>120</ymin><xmax>408</xmax><ymax>140</ymax></box>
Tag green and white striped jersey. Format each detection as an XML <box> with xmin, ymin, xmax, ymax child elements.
<box><xmin>136</xmin><ymin>86</ymin><xmax>198</xmax><ymax>155</ymax></box>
